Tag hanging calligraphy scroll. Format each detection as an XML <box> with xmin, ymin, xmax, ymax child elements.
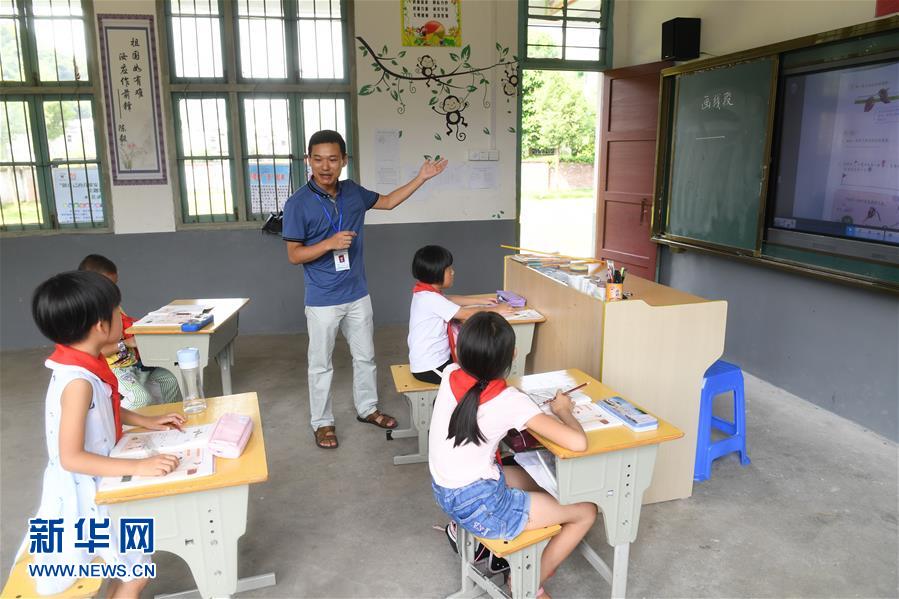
<box><xmin>98</xmin><ymin>14</ymin><xmax>167</xmax><ymax>185</ymax></box>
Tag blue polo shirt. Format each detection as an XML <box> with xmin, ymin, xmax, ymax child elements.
<box><xmin>282</xmin><ymin>179</ymin><xmax>380</xmax><ymax>307</ymax></box>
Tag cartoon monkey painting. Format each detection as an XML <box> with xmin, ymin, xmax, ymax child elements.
<box><xmin>432</xmin><ymin>94</ymin><xmax>468</xmax><ymax>140</ymax></box>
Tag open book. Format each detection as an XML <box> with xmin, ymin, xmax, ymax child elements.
<box><xmin>99</xmin><ymin>425</ymin><xmax>216</xmax><ymax>492</ymax></box>
<box><xmin>519</xmin><ymin>371</ymin><xmax>622</xmax><ymax>433</ymax></box>
<box><xmin>131</xmin><ymin>304</ymin><xmax>213</xmax><ymax>328</ymax></box>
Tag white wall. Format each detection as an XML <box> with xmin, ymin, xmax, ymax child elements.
<box><xmin>93</xmin><ymin>0</ymin><xmax>177</xmax><ymax>234</ymax></box>
<box><xmin>354</xmin><ymin>0</ymin><xmax>518</xmax><ymax>225</ymax></box>
<box><xmin>613</xmin><ymin>0</ymin><xmax>884</xmax><ymax>68</ymax></box>
<box><xmin>86</xmin><ymin>0</ymin><xmax>519</xmax><ymax>235</ymax></box>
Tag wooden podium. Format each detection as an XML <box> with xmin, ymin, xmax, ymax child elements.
<box><xmin>504</xmin><ymin>258</ymin><xmax>727</xmax><ymax>503</ymax></box>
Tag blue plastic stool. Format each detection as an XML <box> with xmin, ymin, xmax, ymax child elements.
<box><xmin>694</xmin><ymin>359</ymin><xmax>750</xmax><ymax>482</ymax></box>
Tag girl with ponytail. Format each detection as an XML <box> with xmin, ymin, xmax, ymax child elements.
<box><xmin>429</xmin><ymin>312</ymin><xmax>597</xmax><ymax>598</ymax></box>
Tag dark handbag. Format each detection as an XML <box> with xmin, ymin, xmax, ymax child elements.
<box><xmin>503</xmin><ymin>428</ymin><xmax>543</xmax><ymax>452</ymax></box>
<box><xmin>261</xmin><ymin>211</ymin><xmax>283</xmax><ymax>234</ymax></box>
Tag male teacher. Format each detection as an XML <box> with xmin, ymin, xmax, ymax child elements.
<box><xmin>283</xmin><ymin>130</ymin><xmax>448</xmax><ymax>449</ymax></box>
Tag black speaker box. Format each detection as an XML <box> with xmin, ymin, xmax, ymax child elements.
<box><xmin>661</xmin><ymin>17</ymin><xmax>701</xmax><ymax>61</ymax></box>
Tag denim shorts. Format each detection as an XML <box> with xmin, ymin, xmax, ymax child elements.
<box><xmin>432</xmin><ymin>468</ymin><xmax>530</xmax><ymax>540</ymax></box>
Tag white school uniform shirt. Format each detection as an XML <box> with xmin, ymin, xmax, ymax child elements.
<box><xmin>16</xmin><ymin>361</ymin><xmax>148</xmax><ymax>595</ymax></box>
<box><xmin>428</xmin><ymin>364</ymin><xmax>543</xmax><ymax>489</ymax></box>
<box><xmin>408</xmin><ymin>290</ymin><xmax>461</xmax><ymax>373</ymax></box>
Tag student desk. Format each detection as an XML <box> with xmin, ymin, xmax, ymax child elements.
<box><xmin>95</xmin><ymin>393</ymin><xmax>273</xmax><ymax>599</ymax></box>
<box><xmin>464</xmin><ymin>294</ymin><xmax>545</xmax><ymax>377</ymax></box>
<box><xmin>505</xmin><ymin>258</ymin><xmax>726</xmax><ymax>503</ymax></box>
<box><xmin>126</xmin><ymin>298</ymin><xmax>249</xmax><ymax>397</ymax></box>
<box><xmin>516</xmin><ymin>369</ymin><xmax>683</xmax><ymax>599</ymax></box>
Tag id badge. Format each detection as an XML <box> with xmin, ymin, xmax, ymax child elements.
<box><xmin>333</xmin><ymin>249</ymin><xmax>350</xmax><ymax>271</ymax></box>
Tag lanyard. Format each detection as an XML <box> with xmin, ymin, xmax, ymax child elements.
<box><xmin>309</xmin><ymin>180</ymin><xmax>342</xmax><ymax>235</ymax></box>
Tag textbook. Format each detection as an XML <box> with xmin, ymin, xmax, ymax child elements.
<box><xmin>99</xmin><ymin>425</ymin><xmax>216</xmax><ymax>491</ymax></box>
<box><xmin>600</xmin><ymin>396</ymin><xmax>658</xmax><ymax>431</ymax></box>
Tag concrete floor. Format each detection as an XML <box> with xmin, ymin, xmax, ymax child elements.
<box><xmin>1</xmin><ymin>326</ymin><xmax>897</xmax><ymax>598</ymax></box>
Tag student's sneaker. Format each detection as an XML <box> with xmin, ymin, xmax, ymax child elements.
<box><xmin>444</xmin><ymin>521</ymin><xmax>489</xmax><ymax>562</ymax></box>
<box><xmin>487</xmin><ymin>552</ymin><xmax>510</xmax><ymax>575</ymax></box>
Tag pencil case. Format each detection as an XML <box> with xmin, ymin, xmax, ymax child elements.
<box><xmin>181</xmin><ymin>313</ymin><xmax>214</xmax><ymax>332</ymax></box>
<box><xmin>207</xmin><ymin>412</ymin><xmax>253</xmax><ymax>459</ymax></box>
<box><xmin>496</xmin><ymin>290</ymin><xmax>526</xmax><ymax>308</ymax></box>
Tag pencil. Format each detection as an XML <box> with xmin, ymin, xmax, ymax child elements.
<box><xmin>537</xmin><ymin>382</ymin><xmax>589</xmax><ymax>405</ymax></box>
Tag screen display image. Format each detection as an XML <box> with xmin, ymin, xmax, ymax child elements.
<box><xmin>772</xmin><ymin>59</ymin><xmax>899</xmax><ymax>248</ymax></box>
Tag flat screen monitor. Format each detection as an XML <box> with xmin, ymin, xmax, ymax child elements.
<box><xmin>768</xmin><ymin>55</ymin><xmax>899</xmax><ymax>263</ymax></box>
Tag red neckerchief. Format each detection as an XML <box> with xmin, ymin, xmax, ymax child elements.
<box><xmin>48</xmin><ymin>344</ymin><xmax>122</xmax><ymax>441</ymax></box>
<box><xmin>121</xmin><ymin>310</ymin><xmax>136</xmax><ymax>340</ymax></box>
<box><xmin>413</xmin><ymin>282</ymin><xmax>442</xmax><ymax>294</ymax></box>
<box><xmin>449</xmin><ymin>368</ymin><xmax>507</xmax><ymax>405</ymax></box>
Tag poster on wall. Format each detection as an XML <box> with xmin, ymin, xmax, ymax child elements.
<box><xmin>247</xmin><ymin>163</ymin><xmax>291</xmax><ymax>214</ymax></box>
<box><xmin>97</xmin><ymin>14</ymin><xmax>167</xmax><ymax>185</ymax></box>
<box><xmin>52</xmin><ymin>166</ymin><xmax>104</xmax><ymax>224</ymax></box>
<box><xmin>402</xmin><ymin>0</ymin><xmax>461</xmax><ymax>47</ymax></box>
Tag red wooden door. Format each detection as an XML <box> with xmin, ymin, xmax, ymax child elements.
<box><xmin>595</xmin><ymin>61</ymin><xmax>670</xmax><ymax>280</ymax></box>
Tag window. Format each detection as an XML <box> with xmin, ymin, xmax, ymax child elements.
<box><xmin>522</xmin><ymin>0</ymin><xmax>613</xmax><ymax>70</ymax></box>
<box><xmin>164</xmin><ymin>0</ymin><xmax>353</xmax><ymax>224</ymax></box>
<box><xmin>0</xmin><ymin>0</ymin><xmax>107</xmax><ymax>232</ymax></box>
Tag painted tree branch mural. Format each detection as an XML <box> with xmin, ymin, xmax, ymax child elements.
<box><xmin>356</xmin><ymin>36</ymin><xmax>519</xmax><ymax>142</ymax></box>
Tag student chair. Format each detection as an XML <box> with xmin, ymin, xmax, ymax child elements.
<box><xmin>1</xmin><ymin>555</ymin><xmax>102</xmax><ymax>599</ymax></box>
<box><xmin>388</xmin><ymin>364</ymin><xmax>439</xmax><ymax>466</ymax></box>
<box><xmin>694</xmin><ymin>359</ymin><xmax>751</xmax><ymax>482</ymax></box>
<box><xmin>449</xmin><ymin>524</ymin><xmax>561</xmax><ymax>599</ymax></box>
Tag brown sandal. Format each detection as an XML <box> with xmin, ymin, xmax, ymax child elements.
<box><xmin>356</xmin><ymin>410</ymin><xmax>398</xmax><ymax>429</ymax></box>
<box><xmin>313</xmin><ymin>425</ymin><xmax>338</xmax><ymax>449</ymax></box>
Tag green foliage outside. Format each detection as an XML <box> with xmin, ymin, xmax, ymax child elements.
<box><xmin>521</xmin><ymin>33</ymin><xmax>597</xmax><ymax>163</ymax></box>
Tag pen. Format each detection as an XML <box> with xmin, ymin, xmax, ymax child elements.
<box><xmin>537</xmin><ymin>382</ymin><xmax>589</xmax><ymax>405</ymax></box>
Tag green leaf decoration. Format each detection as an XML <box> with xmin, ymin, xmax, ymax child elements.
<box><xmin>381</xmin><ymin>44</ymin><xmax>388</xmax><ymax>54</ymax></box>
<box><xmin>398</xmin><ymin>130</ymin><xmax>403</xmax><ymax>138</ymax></box>
<box><xmin>462</xmin><ymin>45</ymin><xmax>471</xmax><ymax>61</ymax></box>
<box><xmin>467</xmin><ymin>85</ymin><xmax>477</xmax><ymax>92</ymax></box>
<box><xmin>483</xmin><ymin>127</ymin><xmax>490</xmax><ymax>134</ymax></box>
<box><xmin>398</xmin><ymin>50</ymin><xmax>407</xmax><ymax>57</ymax></box>
<box><xmin>359</xmin><ymin>84</ymin><xmax>374</xmax><ymax>95</ymax></box>
<box><xmin>450</xmin><ymin>53</ymin><xmax>459</xmax><ymax>62</ymax></box>
<box><xmin>508</xmin><ymin>126</ymin><xmax>516</xmax><ymax>133</ymax></box>
<box><xmin>434</xmin><ymin>133</ymin><xmax>442</xmax><ymax>140</ymax></box>
<box><xmin>390</xmin><ymin>90</ymin><xmax>398</xmax><ymax>101</ymax></box>
<box><xmin>496</xmin><ymin>42</ymin><xmax>502</xmax><ymax>52</ymax></box>
<box><xmin>434</xmin><ymin>155</ymin><xmax>441</xmax><ymax>161</ymax></box>
<box><xmin>391</xmin><ymin>60</ymin><xmax>398</xmax><ymax>65</ymax></box>
<box><xmin>424</xmin><ymin>154</ymin><xmax>432</xmax><ymax>160</ymax></box>
<box><xmin>429</xmin><ymin>96</ymin><xmax>438</xmax><ymax>106</ymax></box>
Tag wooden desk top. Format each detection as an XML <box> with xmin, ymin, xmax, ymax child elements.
<box><xmin>125</xmin><ymin>298</ymin><xmax>250</xmax><ymax>335</ymax></box>
<box><xmin>504</xmin><ymin>257</ymin><xmax>715</xmax><ymax>308</ymax></box>
<box><xmin>509</xmin><ymin>369</ymin><xmax>683</xmax><ymax>459</ymax></box>
<box><xmin>465</xmin><ymin>293</ymin><xmax>546</xmax><ymax>324</ymax></box>
<box><xmin>96</xmin><ymin>392</ymin><xmax>268</xmax><ymax>505</ymax></box>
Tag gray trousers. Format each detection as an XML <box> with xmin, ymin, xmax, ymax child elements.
<box><xmin>305</xmin><ymin>295</ymin><xmax>379</xmax><ymax>430</ymax></box>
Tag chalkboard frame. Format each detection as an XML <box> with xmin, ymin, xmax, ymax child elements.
<box><xmin>661</xmin><ymin>57</ymin><xmax>779</xmax><ymax>256</ymax></box>
<box><xmin>651</xmin><ymin>17</ymin><xmax>899</xmax><ymax>294</ymax></box>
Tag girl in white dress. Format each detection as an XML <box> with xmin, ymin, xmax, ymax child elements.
<box><xmin>22</xmin><ymin>271</ymin><xmax>185</xmax><ymax>598</ymax></box>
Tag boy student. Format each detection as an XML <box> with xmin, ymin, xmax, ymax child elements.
<box><xmin>283</xmin><ymin>130</ymin><xmax>448</xmax><ymax>449</ymax></box>
<box><xmin>78</xmin><ymin>254</ymin><xmax>181</xmax><ymax>410</ymax></box>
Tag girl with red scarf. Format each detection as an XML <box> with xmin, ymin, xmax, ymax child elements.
<box><xmin>20</xmin><ymin>271</ymin><xmax>185</xmax><ymax>598</ymax></box>
<box><xmin>408</xmin><ymin>245</ymin><xmax>514</xmax><ymax>384</ymax></box>
<box><xmin>428</xmin><ymin>313</ymin><xmax>596</xmax><ymax>599</ymax></box>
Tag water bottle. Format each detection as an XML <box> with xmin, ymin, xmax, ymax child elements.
<box><xmin>177</xmin><ymin>347</ymin><xmax>206</xmax><ymax>415</ymax></box>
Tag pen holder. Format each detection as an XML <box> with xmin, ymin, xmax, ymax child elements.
<box><xmin>606</xmin><ymin>282</ymin><xmax>624</xmax><ymax>302</ymax></box>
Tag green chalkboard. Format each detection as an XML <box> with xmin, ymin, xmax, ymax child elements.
<box><xmin>665</xmin><ymin>58</ymin><xmax>777</xmax><ymax>253</ymax></box>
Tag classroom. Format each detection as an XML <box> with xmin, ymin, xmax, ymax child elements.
<box><xmin>0</xmin><ymin>0</ymin><xmax>897</xmax><ymax>598</ymax></box>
